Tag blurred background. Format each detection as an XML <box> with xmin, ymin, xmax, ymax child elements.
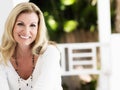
<box><xmin>29</xmin><ymin>0</ymin><xmax>115</xmax><ymax>43</ymax></box>
<box><xmin>30</xmin><ymin>0</ymin><xmax>99</xmax><ymax>43</ymax></box>
<box><xmin>28</xmin><ymin>0</ymin><xmax>115</xmax><ymax>90</ymax></box>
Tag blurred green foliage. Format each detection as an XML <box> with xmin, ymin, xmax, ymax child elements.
<box><xmin>29</xmin><ymin>0</ymin><xmax>97</xmax><ymax>42</ymax></box>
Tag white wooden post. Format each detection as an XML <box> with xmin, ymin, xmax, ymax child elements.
<box><xmin>110</xmin><ymin>34</ymin><xmax>120</xmax><ymax>90</ymax></box>
<box><xmin>97</xmin><ymin>0</ymin><xmax>111</xmax><ymax>90</ymax></box>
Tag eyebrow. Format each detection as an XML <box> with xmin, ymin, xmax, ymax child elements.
<box><xmin>16</xmin><ymin>20</ymin><xmax>38</xmax><ymax>24</ymax></box>
<box><xmin>16</xmin><ymin>20</ymin><xmax>23</xmax><ymax>23</ymax></box>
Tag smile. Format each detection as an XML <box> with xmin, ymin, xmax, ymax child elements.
<box><xmin>19</xmin><ymin>35</ymin><xmax>31</xmax><ymax>39</ymax></box>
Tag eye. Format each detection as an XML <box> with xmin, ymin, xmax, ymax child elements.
<box><xmin>30</xmin><ymin>24</ymin><xmax>36</xmax><ymax>27</ymax></box>
<box><xmin>17</xmin><ymin>22</ymin><xmax>24</xmax><ymax>26</ymax></box>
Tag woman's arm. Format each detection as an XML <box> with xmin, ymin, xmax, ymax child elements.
<box><xmin>0</xmin><ymin>65</ymin><xmax>9</xmax><ymax>90</ymax></box>
<box><xmin>33</xmin><ymin>45</ymin><xmax>63</xmax><ymax>90</ymax></box>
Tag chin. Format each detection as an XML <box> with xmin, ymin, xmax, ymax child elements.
<box><xmin>18</xmin><ymin>42</ymin><xmax>32</xmax><ymax>46</ymax></box>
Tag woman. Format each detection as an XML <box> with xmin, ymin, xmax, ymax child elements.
<box><xmin>0</xmin><ymin>2</ymin><xmax>63</xmax><ymax>90</ymax></box>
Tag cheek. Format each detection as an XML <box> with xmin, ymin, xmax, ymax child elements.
<box><xmin>13</xmin><ymin>26</ymin><xmax>19</xmax><ymax>36</ymax></box>
<box><xmin>13</xmin><ymin>28</ymin><xmax>17</xmax><ymax>39</ymax></box>
<box><xmin>32</xmin><ymin>30</ymin><xmax>38</xmax><ymax>39</ymax></box>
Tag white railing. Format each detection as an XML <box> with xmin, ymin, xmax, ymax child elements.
<box><xmin>57</xmin><ymin>42</ymin><xmax>102</xmax><ymax>76</ymax></box>
<box><xmin>57</xmin><ymin>42</ymin><xmax>110</xmax><ymax>90</ymax></box>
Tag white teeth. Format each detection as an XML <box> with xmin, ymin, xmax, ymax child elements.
<box><xmin>20</xmin><ymin>35</ymin><xmax>30</xmax><ymax>39</ymax></box>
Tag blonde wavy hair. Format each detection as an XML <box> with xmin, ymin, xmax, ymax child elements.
<box><xmin>0</xmin><ymin>2</ymin><xmax>48</xmax><ymax>63</ymax></box>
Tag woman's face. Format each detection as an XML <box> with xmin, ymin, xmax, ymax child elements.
<box><xmin>13</xmin><ymin>12</ymin><xmax>39</xmax><ymax>47</ymax></box>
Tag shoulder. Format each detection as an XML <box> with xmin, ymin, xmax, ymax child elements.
<box><xmin>46</xmin><ymin>44</ymin><xmax>60</xmax><ymax>56</ymax></box>
<box><xmin>0</xmin><ymin>62</ymin><xmax>7</xmax><ymax>77</ymax></box>
<box><xmin>0</xmin><ymin>61</ymin><xmax>8</xmax><ymax>71</ymax></box>
<box><xmin>47</xmin><ymin>44</ymin><xmax>59</xmax><ymax>53</ymax></box>
<box><xmin>41</xmin><ymin>44</ymin><xmax>61</xmax><ymax>60</ymax></box>
<box><xmin>0</xmin><ymin>61</ymin><xmax>5</xmax><ymax>68</ymax></box>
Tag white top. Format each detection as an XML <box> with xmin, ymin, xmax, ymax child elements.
<box><xmin>0</xmin><ymin>45</ymin><xmax>63</xmax><ymax>90</ymax></box>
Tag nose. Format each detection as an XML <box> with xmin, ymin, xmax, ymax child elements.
<box><xmin>23</xmin><ymin>26</ymin><xmax>30</xmax><ymax>35</ymax></box>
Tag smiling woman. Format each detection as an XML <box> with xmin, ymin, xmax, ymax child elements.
<box><xmin>0</xmin><ymin>2</ymin><xmax>63</xmax><ymax>90</ymax></box>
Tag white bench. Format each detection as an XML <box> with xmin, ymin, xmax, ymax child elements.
<box><xmin>57</xmin><ymin>43</ymin><xmax>101</xmax><ymax>76</ymax></box>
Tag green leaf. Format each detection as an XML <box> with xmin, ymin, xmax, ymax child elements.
<box><xmin>60</xmin><ymin>0</ymin><xmax>76</xmax><ymax>6</ymax></box>
<box><xmin>47</xmin><ymin>16</ymin><xmax>58</xmax><ymax>31</ymax></box>
<box><xmin>64</xmin><ymin>20</ymin><xmax>78</xmax><ymax>33</ymax></box>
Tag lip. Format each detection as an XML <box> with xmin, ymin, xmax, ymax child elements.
<box><xmin>19</xmin><ymin>35</ymin><xmax>31</xmax><ymax>39</ymax></box>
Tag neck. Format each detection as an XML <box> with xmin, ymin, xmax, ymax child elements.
<box><xmin>15</xmin><ymin>45</ymin><xmax>32</xmax><ymax>58</ymax></box>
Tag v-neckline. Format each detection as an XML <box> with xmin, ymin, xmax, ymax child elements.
<box><xmin>8</xmin><ymin>56</ymin><xmax>41</xmax><ymax>81</ymax></box>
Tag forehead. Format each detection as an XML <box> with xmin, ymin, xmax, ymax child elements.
<box><xmin>16</xmin><ymin>12</ymin><xmax>39</xmax><ymax>22</ymax></box>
